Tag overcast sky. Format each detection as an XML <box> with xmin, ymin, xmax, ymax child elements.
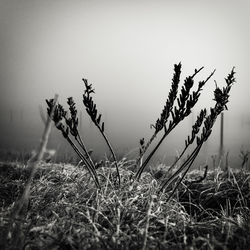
<box><xmin>0</xmin><ymin>0</ymin><xmax>249</xmax><ymax>154</ymax></box>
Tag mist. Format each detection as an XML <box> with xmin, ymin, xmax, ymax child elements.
<box><xmin>0</xmin><ymin>0</ymin><xmax>250</xmax><ymax>167</ymax></box>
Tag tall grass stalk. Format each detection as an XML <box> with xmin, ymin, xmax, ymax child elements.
<box><xmin>4</xmin><ymin>94</ymin><xmax>58</xmax><ymax>249</ymax></box>
<box><xmin>82</xmin><ymin>78</ymin><xmax>121</xmax><ymax>187</ymax></box>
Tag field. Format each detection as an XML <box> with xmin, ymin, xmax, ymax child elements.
<box><xmin>0</xmin><ymin>160</ymin><xmax>249</xmax><ymax>250</ymax></box>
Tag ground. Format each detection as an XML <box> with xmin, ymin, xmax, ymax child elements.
<box><xmin>0</xmin><ymin>160</ymin><xmax>249</xmax><ymax>250</ymax></box>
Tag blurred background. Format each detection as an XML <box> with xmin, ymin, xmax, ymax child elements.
<box><xmin>0</xmin><ymin>0</ymin><xmax>249</xmax><ymax>167</ymax></box>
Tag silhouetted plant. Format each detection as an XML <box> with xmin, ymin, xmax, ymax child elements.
<box><xmin>161</xmin><ymin>108</ymin><xmax>207</xmax><ymax>179</ymax></box>
<box><xmin>46</xmin><ymin>64</ymin><xmax>235</xmax><ymax>196</ymax></box>
<box><xmin>46</xmin><ymin>79</ymin><xmax>121</xmax><ymax>188</ymax></box>
<box><xmin>82</xmin><ymin>78</ymin><xmax>120</xmax><ymax>187</ymax></box>
<box><xmin>46</xmin><ymin>98</ymin><xmax>101</xmax><ymax>189</ymax></box>
<box><xmin>139</xmin><ymin>63</ymin><xmax>182</xmax><ymax>159</ymax></box>
<box><xmin>65</xmin><ymin>97</ymin><xmax>95</xmax><ymax>168</ymax></box>
<box><xmin>159</xmin><ymin>68</ymin><xmax>235</xmax><ymax>199</ymax></box>
<box><xmin>135</xmin><ymin>63</ymin><xmax>216</xmax><ymax>181</ymax></box>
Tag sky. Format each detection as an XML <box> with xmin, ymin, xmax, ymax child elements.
<box><xmin>0</xmin><ymin>0</ymin><xmax>249</xmax><ymax>162</ymax></box>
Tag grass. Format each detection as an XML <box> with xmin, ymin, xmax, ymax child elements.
<box><xmin>0</xmin><ymin>160</ymin><xmax>249</xmax><ymax>250</ymax></box>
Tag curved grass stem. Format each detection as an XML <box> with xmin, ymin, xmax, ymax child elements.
<box><xmin>97</xmin><ymin>126</ymin><xmax>121</xmax><ymax>187</ymax></box>
<box><xmin>162</xmin><ymin>145</ymin><xmax>202</xmax><ymax>200</ymax></box>
<box><xmin>76</xmin><ymin>132</ymin><xmax>96</xmax><ymax>169</ymax></box>
<box><xmin>66</xmin><ymin>136</ymin><xmax>101</xmax><ymax>189</ymax></box>
<box><xmin>160</xmin><ymin>144</ymin><xmax>202</xmax><ymax>191</ymax></box>
<box><xmin>134</xmin><ymin>124</ymin><xmax>177</xmax><ymax>181</ymax></box>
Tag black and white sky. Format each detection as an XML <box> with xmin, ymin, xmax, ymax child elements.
<box><xmin>0</xmin><ymin>0</ymin><xmax>249</xmax><ymax>158</ymax></box>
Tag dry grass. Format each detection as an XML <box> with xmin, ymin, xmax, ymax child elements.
<box><xmin>0</xmin><ymin>161</ymin><xmax>249</xmax><ymax>250</ymax></box>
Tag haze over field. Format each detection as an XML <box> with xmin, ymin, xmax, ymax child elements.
<box><xmin>0</xmin><ymin>0</ymin><xmax>249</xmax><ymax>165</ymax></box>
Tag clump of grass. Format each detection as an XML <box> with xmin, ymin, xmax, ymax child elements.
<box><xmin>1</xmin><ymin>162</ymin><xmax>249</xmax><ymax>250</ymax></box>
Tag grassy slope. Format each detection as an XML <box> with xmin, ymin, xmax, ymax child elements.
<box><xmin>0</xmin><ymin>161</ymin><xmax>249</xmax><ymax>250</ymax></box>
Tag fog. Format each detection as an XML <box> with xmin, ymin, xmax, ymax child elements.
<box><xmin>0</xmin><ymin>0</ymin><xmax>250</xmax><ymax>167</ymax></box>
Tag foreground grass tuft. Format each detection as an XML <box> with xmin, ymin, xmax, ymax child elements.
<box><xmin>0</xmin><ymin>161</ymin><xmax>249</xmax><ymax>250</ymax></box>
